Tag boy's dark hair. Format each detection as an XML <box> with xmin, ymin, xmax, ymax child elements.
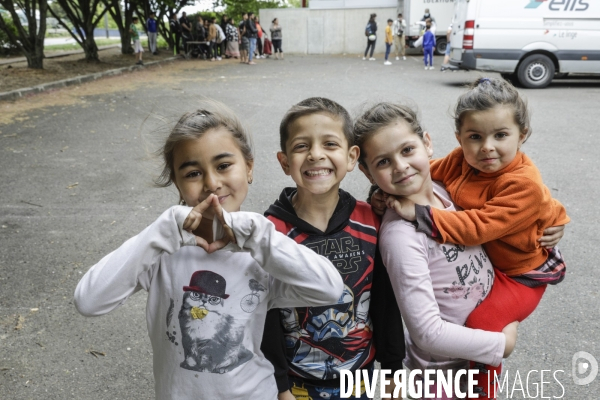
<box><xmin>454</xmin><ymin>77</ymin><xmax>532</xmax><ymax>142</ymax></box>
<box><xmin>132</xmin><ymin>16</ymin><xmax>139</xmax><ymax>22</ymax></box>
<box><xmin>279</xmin><ymin>97</ymin><xmax>353</xmax><ymax>152</ymax></box>
<box><xmin>387</xmin><ymin>19</ymin><xmax>393</xmax><ymax>23</ymax></box>
<box><xmin>248</xmin><ymin>12</ymin><xmax>254</xmax><ymax>17</ymax></box>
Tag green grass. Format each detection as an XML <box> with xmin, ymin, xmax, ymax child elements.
<box><xmin>45</xmin><ymin>38</ymin><xmax>121</xmax><ymax>51</ymax></box>
<box><xmin>43</xmin><ymin>36</ymin><xmax>170</xmax><ymax>53</ymax></box>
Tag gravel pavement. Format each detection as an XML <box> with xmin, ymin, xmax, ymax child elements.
<box><xmin>1</xmin><ymin>54</ymin><xmax>599</xmax><ymax>399</ymax></box>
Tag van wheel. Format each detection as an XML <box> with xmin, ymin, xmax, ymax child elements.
<box><xmin>435</xmin><ymin>38</ymin><xmax>447</xmax><ymax>55</ymax></box>
<box><xmin>517</xmin><ymin>54</ymin><xmax>555</xmax><ymax>89</ymax></box>
<box><xmin>500</xmin><ymin>73</ymin><xmax>520</xmax><ymax>86</ymax></box>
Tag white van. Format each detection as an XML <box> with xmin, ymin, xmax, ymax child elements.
<box><xmin>449</xmin><ymin>0</ymin><xmax>600</xmax><ymax>88</ymax></box>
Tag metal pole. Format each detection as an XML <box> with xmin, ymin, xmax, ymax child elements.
<box><xmin>105</xmin><ymin>9</ymin><xmax>109</xmax><ymax>38</ymax></box>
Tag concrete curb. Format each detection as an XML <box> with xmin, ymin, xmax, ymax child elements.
<box><xmin>0</xmin><ymin>56</ymin><xmax>178</xmax><ymax>102</ymax></box>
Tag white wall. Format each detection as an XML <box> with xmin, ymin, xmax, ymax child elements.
<box><xmin>310</xmin><ymin>0</ymin><xmax>397</xmax><ymax>9</ymax></box>
<box><xmin>260</xmin><ymin>7</ymin><xmax>398</xmax><ymax>55</ymax></box>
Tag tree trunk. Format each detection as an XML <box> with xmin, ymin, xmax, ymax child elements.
<box><xmin>26</xmin><ymin>45</ymin><xmax>45</xmax><ymax>69</ymax></box>
<box><xmin>0</xmin><ymin>0</ymin><xmax>48</xmax><ymax>69</ymax></box>
<box><xmin>83</xmin><ymin>30</ymin><xmax>100</xmax><ymax>62</ymax></box>
<box><xmin>120</xmin><ymin>29</ymin><xmax>133</xmax><ymax>54</ymax></box>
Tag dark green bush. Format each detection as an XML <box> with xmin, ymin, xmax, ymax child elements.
<box><xmin>0</xmin><ymin>15</ymin><xmax>21</xmax><ymax>56</ymax></box>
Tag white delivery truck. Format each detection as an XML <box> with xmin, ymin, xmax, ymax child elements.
<box><xmin>449</xmin><ymin>0</ymin><xmax>600</xmax><ymax>88</ymax></box>
<box><xmin>405</xmin><ymin>0</ymin><xmax>456</xmax><ymax>54</ymax></box>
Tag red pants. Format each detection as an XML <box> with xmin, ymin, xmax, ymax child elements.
<box><xmin>466</xmin><ymin>269</ymin><xmax>546</xmax><ymax>332</ymax></box>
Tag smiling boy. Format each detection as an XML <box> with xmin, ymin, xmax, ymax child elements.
<box><xmin>260</xmin><ymin>97</ymin><xmax>404</xmax><ymax>400</ymax></box>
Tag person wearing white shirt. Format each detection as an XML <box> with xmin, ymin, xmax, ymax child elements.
<box><xmin>392</xmin><ymin>13</ymin><xmax>406</xmax><ymax>61</ymax></box>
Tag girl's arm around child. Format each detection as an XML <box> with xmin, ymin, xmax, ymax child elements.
<box><xmin>379</xmin><ymin>216</ymin><xmax>507</xmax><ymax>368</ymax></box>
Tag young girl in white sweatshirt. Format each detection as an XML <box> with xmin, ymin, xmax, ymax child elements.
<box><xmin>74</xmin><ymin>105</ymin><xmax>343</xmax><ymax>400</ymax></box>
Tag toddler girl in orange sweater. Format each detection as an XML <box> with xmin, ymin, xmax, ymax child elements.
<box><xmin>384</xmin><ymin>77</ymin><xmax>570</xmax><ymax>399</ymax></box>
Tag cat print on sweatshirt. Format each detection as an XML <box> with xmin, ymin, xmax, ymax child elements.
<box><xmin>178</xmin><ymin>270</ymin><xmax>253</xmax><ymax>374</ymax></box>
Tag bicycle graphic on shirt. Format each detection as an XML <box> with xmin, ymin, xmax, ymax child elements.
<box><xmin>240</xmin><ymin>279</ymin><xmax>267</xmax><ymax>313</ymax></box>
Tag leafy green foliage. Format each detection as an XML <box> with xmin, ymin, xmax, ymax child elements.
<box><xmin>214</xmin><ymin>0</ymin><xmax>286</xmax><ymax>21</ymax></box>
<box><xmin>0</xmin><ymin>12</ymin><xmax>19</xmax><ymax>55</ymax></box>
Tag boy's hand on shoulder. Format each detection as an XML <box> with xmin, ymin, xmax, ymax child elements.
<box><xmin>385</xmin><ymin>194</ymin><xmax>417</xmax><ymax>221</ymax></box>
<box><xmin>183</xmin><ymin>194</ymin><xmax>237</xmax><ymax>253</ymax></box>
<box><xmin>538</xmin><ymin>225</ymin><xmax>564</xmax><ymax>248</ymax></box>
<box><xmin>370</xmin><ymin>188</ymin><xmax>386</xmax><ymax>216</ymax></box>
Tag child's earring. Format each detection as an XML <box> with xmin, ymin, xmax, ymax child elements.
<box><xmin>179</xmin><ymin>198</ymin><xmax>186</xmax><ymax>206</ymax></box>
<box><xmin>248</xmin><ymin>177</ymin><xmax>253</xmax><ymax>184</ymax></box>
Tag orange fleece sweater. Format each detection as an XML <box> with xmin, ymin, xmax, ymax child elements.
<box><xmin>429</xmin><ymin>147</ymin><xmax>570</xmax><ymax>277</ymax></box>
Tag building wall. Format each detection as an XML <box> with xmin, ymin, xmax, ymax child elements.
<box><xmin>260</xmin><ymin>7</ymin><xmax>398</xmax><ymax>55</ymax></box>
<box><xmin>309</xmin><ymin>0</ymin><xmax>397</xmax><ymax>9</ymax></box>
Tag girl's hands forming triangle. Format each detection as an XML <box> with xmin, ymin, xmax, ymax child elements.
<box><xmin>182</xmin><ymin>194</ymin><xmax>237</xmax><ymax>253</ymax></box>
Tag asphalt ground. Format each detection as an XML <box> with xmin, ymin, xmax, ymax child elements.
<box><xmin>1</xmin><ymin>53</ymin><xmax>599</xmax><ymax>399</ymax></box>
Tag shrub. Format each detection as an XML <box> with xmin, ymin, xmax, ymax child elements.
<box><xmin>0</xmin><ymin>15</ymin><xmax>21</xmax><ymax>56</ymax></box>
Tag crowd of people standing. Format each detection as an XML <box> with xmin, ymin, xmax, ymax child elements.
<box><xmin>364</xmin><ymin>12</ymin><xmax>407</xmax><ymax>64</ymax></box>
<box><xmin>363</xmin><ymin>9</ymin><xmax>451</xmax><ymax>71</ymax></box>
<box><xmin>136</xmin><ymin>8</ymin><xmax>451</xmax><ymax>70</ymax></box>
<box><xmin>148</xmin><ymin>11</ymin><xmax>283</xmax><ymax>64</ymax></box>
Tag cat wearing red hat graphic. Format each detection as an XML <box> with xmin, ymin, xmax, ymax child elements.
<box><xmin>178</xmin><ymin>270</ymin><xmax>252</xmax><ymax>373</ymax></box>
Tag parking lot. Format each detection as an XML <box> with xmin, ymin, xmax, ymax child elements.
<box><xmin>1</xmin><ymin>53</ymin><xmax>599</xmax><ymax>399</ymax></box>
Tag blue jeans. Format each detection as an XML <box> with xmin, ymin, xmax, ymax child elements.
<box><xmin>385</xmin><ymin>43</ymin><xmax>391</xmax><ymax>61</ymax></box>
<box><xmin>248</xmin><ymin>37</ymin><xmax>257</xmax><ymax>61</ymax></box>
<box><xmin>424</xmin><ymin>47</ymin><xmax>434</xmax><ymax>66</ymax></box>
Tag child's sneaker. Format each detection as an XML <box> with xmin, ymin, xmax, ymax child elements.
<box><xmin>362</xmin><ymin>57</ymin><xmax>366</xmax><ymax>60</ymax></box>
<box><xmin>429</xmin><ymin>66</ymin><xmax>435</xmax><ymax>70</ymax></box>
<box><xmin>424</xmin><ymin>66</ymin><xmax>428</xmax><ymax>70</ymax></box>
<box><xmin>396</xmin><ymin>56</ymin><xmax>399</xmax><ymax>60</ymax></box>
<box><xmin>384</xmin><ymin>61</ymin><xmax>392</xmax><ymax>65</ymax></box>
<box><xmin>403</xmin><ymin>56</ymin><xmax>407</xmax><ymax>60</ymax></box>
<box><xmin>369</xmin><ymin>57</ymin><xmax>376</xmax><ymax>61</ymax></box>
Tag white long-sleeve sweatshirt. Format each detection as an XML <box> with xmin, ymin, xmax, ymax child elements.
<box><xmin>379</xmin><ymin>182</ymin><xmax>505</xmax><ymax>373</ymax></box>
<box><xmin>74</xmin><ymin>206</ymin><xmax>343</xmax><ymax>400</ymax></box>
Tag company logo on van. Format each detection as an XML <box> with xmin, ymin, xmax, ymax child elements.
<box><xmin>526</xmin><ymin>0</ymin><xmax>589</xmax><ymax>10</ymax></box>
<box><xmin>525</xmin><ymin>0</ymin><xmax>546</xmax><ymax>8</ymax></box>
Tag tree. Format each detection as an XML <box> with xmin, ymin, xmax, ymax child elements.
<box><xmin>214</xmin><ymin>0</ymin><xmax>285</xmax><ymax>20</ymax></box>
<box><xmin>0</xmin><ymin>0</ymin><xmax>48</xmax><ymax>68</ymax></box>
<box><xmin>102</xmin><ymin>0</ymin><xmax>136</xmax><ymax>54</ymax></box>
<box><xmin>135</xmin><ymin>0</ymin><xmax>191</xmax><ymax>51</ymax></box>
<box><xmin>48</xmin><ymin>0</ymin><xmax>108</xmax><ymax>62</ymax></box>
